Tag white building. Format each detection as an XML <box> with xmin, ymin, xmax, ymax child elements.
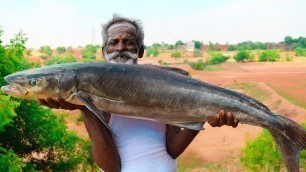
<box><xmin>186</xmin><ymin>41</ymin><xmax>195</xmax><ymax>51</ymax></box>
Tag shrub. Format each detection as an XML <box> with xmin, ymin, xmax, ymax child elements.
<box><xmin>234</xmin><ymin>50</ymin><xmax>253</xmax><ymax>62</ymax></box>
<box><xmin>227</xmin><ymin>45</ymin><xmax>236</xmax><ymax>51</ymax></box>
<box><xmin>171</xmin><ymin>51</ymin><xmax>182</xmax><ymax>58</ymax></box>
<box><xmin>189</xmin><ymin>59</ymin><xmax>206</xmax><ymax>70</ymax></box>
<box><xmin>56</xmin><ymin>46</ymin><xmax>66</xmax><ymax>54</ymax></box>
<box><xmin>258</xmin><ymin>49</ymin><xmax>281</xmax><ymax>62</ymax></box>
<box><xmin>45</xmin><ymin>54</ymin><xmax>77</xmax><ymax>65</ymax></box>
<box><xmin>24</xmin><ymin>49</ymin><xmax>31</xmax><ymax>56</ymax></box>
<box><xmin>82</xmin><ymin>51</ymin><xmax>96</xmax><ymax>61</ymax></box>
<box><xmin>294</xmin><ymin>47</ymin><xmax>306</xmax><ymax>56</ymax></box>
<box><xmin>241</xmin><ymin>123</ymin><xmax>306</xmax><ymax>171</ymax></box>
<box><xmin>193</xmin><ymin>49</ymin><xmax>203</xmax><ymax>57</ymax></box>
<box><xmin>208</xmin><ymin>52</ymin><xmax>229</xmax><ymax>64</ymax></box>
<box><xmin>84</xmin><ymin>44</ymin><xmax>99</xmax><ymax>53</ymax></box>
<box><xmin>39</xmin><ymin>45</ymin><xmax>52</xmax><ymax>56</ymax></box>
<box><xmin>146</xmin><ymin>49</ymin><xmax>159</xmax><ymax>57</ymax></box>
<box><xmin>40</xmin><ymin>54</ymin><xmax>48</xmax><ymax>60</ymax></box>
<box><xmin>158</xmin><ymin>59</ymin><xmax>163</xmax><ymax>65</ymax></box>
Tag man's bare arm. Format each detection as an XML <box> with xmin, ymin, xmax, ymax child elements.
<box><xmin>166</xmin><ymin>110</ymin><xmax>238</xmax><ymax>159</ymax></box>
<box><xmin>38</xmin><ymin>98</ymin><xmax>121</xmax><ymax>172</ymax></box>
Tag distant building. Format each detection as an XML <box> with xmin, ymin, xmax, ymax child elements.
<box><xmin>186</xmin><ymin>41</ymin><xmax>195</xmax><ymax>51</ymax></box>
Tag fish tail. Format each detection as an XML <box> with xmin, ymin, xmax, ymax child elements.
<box><xmin>269</xmin><ymin>115</ymin><xmax>306</xmax><ymax>172</ymax></box>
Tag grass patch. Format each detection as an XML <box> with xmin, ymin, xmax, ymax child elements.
<box><xmin>177</xmin><ymin>154</ymin><xmax>202</xmax><ymax>172</ymax></box>
<box><xmin>268</xmin><ymin>84</ymin><xmax>306</xmax><ymax>109</ymax></box>
<box><xmin>204</xmin><ymin>64</ymin><xmax>222</xmax><ymax>71</ymax></box>
<box><xmin>225</xmin><ymin>83</ymin><xmax>269</xmax><ymax>102</ymax></box>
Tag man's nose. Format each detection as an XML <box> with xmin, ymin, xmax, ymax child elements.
<box><xmin>115</xmin><ymin>41</ymin><xmax>127</xmax><ymax>52</ymax></box>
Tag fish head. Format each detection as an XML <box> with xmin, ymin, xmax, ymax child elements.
<box><xmin>1</xmin><ymin>67</ymin><xmax>62</xmax><ymax>100</ymax></box>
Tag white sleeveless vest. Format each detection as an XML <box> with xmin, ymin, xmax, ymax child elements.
<box><xmin>109</xmin><ymin>114</ymin><xmax>177</xmax><ymax>172</ymax></box>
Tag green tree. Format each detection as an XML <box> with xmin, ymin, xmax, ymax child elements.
<box><xmin>227</xmin><ymin>45</ymin><xmax>236</xmax><ymax>51</ymax></box>
<box><xmin>234</xmin><ymin>50</ymin><xmax>253</xmax><ymax>62</ymax></box>
<box><xmin>208</xmin><ymin>42</ymin><xmax>215</xmax><ymax>51</ymax></box>
<box><xmin>39</xmin><ymin>45</ymin><xmax>52</xmax><ymax>56</ymax></box>
<box><xmin>171</xmin><ymin>51</ymin><xmax>182</xmax><ymax>58</ymax></box>
<box><xmin>56</xmin><ymin>46</ymin><xmax>66</xmax><ymax>54</ymax></box>
<box><xmin>189</xmin><ymin>59</ymin><xmax>206</xmax><ymax>70</ymax></box>
<box><xmin>45</xmin><ymin>54</ymin><xmax>77</xmax><ymax>65</ymax></box>
<box><xmin>258</xmin><ymin>49</ymin><xmax>281</xmax><ymax>62</ymax></box>
<box><xmin>84</xmin><ymin>44</ymin><xmax>100</xmax><ymax>53</ymax></box>
<box><xmin>175</xmin><ymin>40</ymin><xmax>185</xmax><ymax>47</ymax></box>
<box><xmin>208</xmin><ymin>52</ymin><xmax>229</xmax><ymax>64</ymax></box>
<box><xmin>0</xmin><ymin>29</ymin><xmax>95</xmax><ymax>171</ymax></box>
<box><xmin>193</xmin><ymin>40</ymin><xmax>203</xmax><ymax>50</ymax></box>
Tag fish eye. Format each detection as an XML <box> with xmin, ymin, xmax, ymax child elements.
<box><xmin>29</xmin><ymin>79</ymin><xmax>37</xmax><ymax>86</ymax></box>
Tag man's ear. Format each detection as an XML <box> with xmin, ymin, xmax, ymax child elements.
<box><xmin>102</xmin><ymin>46</ymin><xmax>105</xmax><ymax>53</ymax></box>
<box><xmin>138</xmin><ymin>45</ymin><xmax>144</xmax><ymax>58</ymax></box>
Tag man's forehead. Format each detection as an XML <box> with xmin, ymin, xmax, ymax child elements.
<box><xmin>107</xmin><ymin>22</ymin><xmax>137</xmax><ymax>39</ymax></box>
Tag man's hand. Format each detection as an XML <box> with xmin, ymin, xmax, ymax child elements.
<box><xmin>208</xmin><ymin>110</ymin><xmax>239</xmax><ymax>128</ymax></box>
<box><xmin>37</xmin><ymin>98</ymin><xmax>86</xmax><ymax>111</ymax></box>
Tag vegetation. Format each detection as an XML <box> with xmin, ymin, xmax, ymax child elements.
<box><xmin>258</xmin><ymin>49</ymin><xmax>281</xmax><ymax>62</ymax></box>
<box><xmin>24</xmin><ymin>49</ymin><xmax>31</xmax><ymax>56</ymax></box>
<box><xmin>227</xmin><ymin>45</ymin><xmax>236</xmax><ymax>51</ymax></box>
<box><xmin>241</xmin><ymin>123</ymin><xmax>306</xmax><ymax>172</ymax></box>
<box><xmin>193</xmin><ymin>40</ymin><xmax>203</xmax><ymax>50</ymax></box>
<box><xmin>39</xmin><ymin>45</ymin><xmax>52</xmax><ymax>56</ymax></box>
<box><xmin>45</xmin><ymin>54</ymin><xmax>77</xmax><ymax>65</ymax></box>
<box><xmin>294</xmin><ymin>47</ymin><xmax>306</xmax><ymax>56</ymax></box>
<box><xmin>0</xmin><ymin>29</ymin><xmax>96</xmax><ymax>171</ymax></box>
<box><xmin>81</xmin><ymin>44</ymin><xmax>100</xmax><ymax>62</ymax></box>
<box><xmin>189</xmin><ymin>59</ymin><xmax>206</xmax><ymax>70</ymax></box>
<box><xmin>171</xmin><ymin>51</ymin><xmax>182</xmax><ymax>58</ymax></box>
<box><xmin>193</xmin><ymin>49</ymin><xmax>203</xmax><ymax>57</ymax></box>
<box><xmin>234</xmin><ymin>50</ymin><xmax>253</xmax><ymax>62</ymax></box>
<box><xmin>175</xmin><ymin>40</ymin><xmax>185</xmax><ymax>47</ymax></box>
<box><xmin>208</xmin><ymin>52</ymin><xmax>229</xmax><ymax>64</ymax></box>
<box><xmin>146</xmin><ymin>48</ymin><xmax>159</xmax><ymax>57</ymax></box>
<box><xmin>225</xmin><ymin>83</ymin><xmax>269</xmax><ymax>102</ymax></box>
<box><xmin>56</xmin><ymin>46</ymin><xmax>66</xmax><ymax>54</ymax></box>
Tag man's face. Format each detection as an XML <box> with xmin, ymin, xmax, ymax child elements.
<box><xmin>104</xmin><ymin>22</ymin><xmax>139</xmax><ymax>64</ymax></box>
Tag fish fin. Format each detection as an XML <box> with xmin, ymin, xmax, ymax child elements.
<box><xmin>75</xmin><ymin>91</ymin><xmax>114</xmax><ymax>137</ymax></box>
<box><xmin>269</xmin><ymin>115</ymin><xmax>306</xmax><ymax>172</ymax></box>
<box><xmin>155</xmin><ymin>66</ymin><xmax>190</xmax><ymax>76</ymax></box>
<box><xmin>171</xmin><ymin>122</ymin><xmax>205</xmax><ymax>131</ymax></box>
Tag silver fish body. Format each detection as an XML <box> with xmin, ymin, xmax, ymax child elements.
<box><xmin>2</xmin><ymin>62</ymin><xmax>306</xmax><ymax>172</ymax></box>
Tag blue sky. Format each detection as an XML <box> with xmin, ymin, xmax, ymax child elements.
<box><xmin>1</xmin><ymin>0</ymin><xmax>305</xmax><ymax>48</ymax></box>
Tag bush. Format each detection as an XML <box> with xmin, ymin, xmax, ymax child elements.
<box><xmin>189</xmin><ymin>59</ymin><xmax>206</xmax><ymax>70</ymax></box>
<box><xmin>39</xmin><ymin>45</ymin><xmax>52</xmax><ymax>56</ymax></box>
<box><xmin>294</xmin><ymin>47</ymin><xmax>306</xmax><ymax>56</ymax></box>
<box><xmin>146</xmin><ymin>49</ymin><xmax>159</xmax><ymax>57</ymax></box>
<box><xmin>193</xmin><ymin>49</ymin><xmax>203</xmax><ymax>57</ymax></box>
<box><xmin>241</xmin><ymin>123</ymin><xmax>306</xmax><ymax>171</ymax></box>
<box><xmin>56</xmin><ymin>46</ymin><xmax>66</xmax><ymax>54</ymax></box>
<box><xmin>45</xmin><ymin>54</ymin><xmax>77</xmax><ymax>65</ymax></box>
<box><xmin>208</xmin><ymin>52</ymin><xmax>229</xmax><ymax>64</ymax></box>
<box><xmin>82</xmin><ymin>51</ymin><xmax>96</xmax><ymax>61</ymax></box>
<box><xmin>171</xmin><ymin>51</ymin><xmax>182</xmax><ymax>58</ymax></box>
<box><xmin>234</xmin><ymin>50</ymin><xmax>253</xmax><ymax>62</ymax></box>
<box><xmin>258</xmin><ymin>49</ymin><xmax>281</xmax><ymax>62</ymax></box>
<box><xmin>227</xmin><ymin>45</ymin><xmax>236</xmax><ymax>51</ymax></box>
<box><xmin>24</xmin><ymin>49</ymin><xmax>31</xmax><ymax>56</ymax></box>
<box><xmin>84</xmin><ymin>44</ymin><xmax>99</xmax><ymax>53</ymax></box>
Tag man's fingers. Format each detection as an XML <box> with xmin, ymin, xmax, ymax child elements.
<box><xmin>218</xmin><ymin>110</ymin><xmax>226</xmax><ymax>127</ymax></box>
<box><xmin>226</xmin><ymin>111</ymin><xmax>234</xmax><ymax>126</ymax></box>
<box><xmin>209</xmin><ymin>113</ymin><xmax>220</xmax><ymax>127</ymax></box>
<box><xmin>46</xmin><ymin>98</ymin><xmax>60</xmax><ymax>108</ymax></box>
<box><xmin>232</xmin><ymin>119</ymin><xmax>239</xmax><ymax>128</ymax></box>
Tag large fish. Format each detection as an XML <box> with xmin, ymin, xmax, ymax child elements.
<box><xmin>1</xmin><ymin>62</ymin><xmax>306</xmax><ymax>172</ymax></box>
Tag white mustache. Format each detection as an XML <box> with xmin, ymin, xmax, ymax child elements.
<box><xmin>104</xmin><ymin>51</ymin><xmax>138</xmax><ymax>64</ymax></box>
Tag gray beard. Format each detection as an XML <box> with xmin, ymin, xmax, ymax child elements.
<box><xmin>104</xmin><ymin>51</ymin><xmax>138</xmax><ymax>64</ymax></box>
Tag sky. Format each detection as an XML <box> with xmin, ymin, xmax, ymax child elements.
<box><xmin>1</xmin><ymin>0</ymin><xmax>305</xmax><ymax>48</ymax></box>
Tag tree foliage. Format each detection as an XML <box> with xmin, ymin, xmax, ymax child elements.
<box><xmin>56</xmin><ymin>46</ymin><xmax>66</xmax><ymax>54</ymax></box>
<box><xmin>208</xmin><ymin>52</ymin><xmax>229</xmax><ymax>64</ymax></box>
<box><xmin>39</xmin><ymin>45</ymin><xmax>52</xmax><ymax>56</ymax></box>
<box><xmin>258</xmin><ymin>49</ymin><xmax>281</xmax><ymax>62</ymax></box>
<box><xmin>45</xmin><ymin>54</ymin><xmax>77</xmax><ymax>65</ymax></box>
<box><xmin>146</xmin><ymin>49</ymin><xmax>159</xmax><ymax>57</ymax></box>
<box><xmin>189</xmin><ymin>59</ymin><xmax>206</xmax><ymax>70</ymax></box>
<box><xmin>234</xmin><ymin>50</ymin><xmax>253</xmax><ymax>62</ymax></box>
<box><xmin>241</xmin><ymin>123</ymin><xmax>306</xmax><ymax>171</ymax></box>
<box><xmin>0</xmin><ymin>29</ymin><xmax>95</xmax><ymax>171</ymax></box>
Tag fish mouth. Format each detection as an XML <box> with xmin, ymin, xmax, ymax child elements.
<box><xmin>2</xmin><ymin>76</ymin><xmax>28</xmax><ymax>96</ymax></box>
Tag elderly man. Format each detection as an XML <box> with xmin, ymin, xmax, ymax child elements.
<box><xmin>38</xmin><ymin>15</ymin><xmax>238</xmax><ymax>172</ymax></box>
